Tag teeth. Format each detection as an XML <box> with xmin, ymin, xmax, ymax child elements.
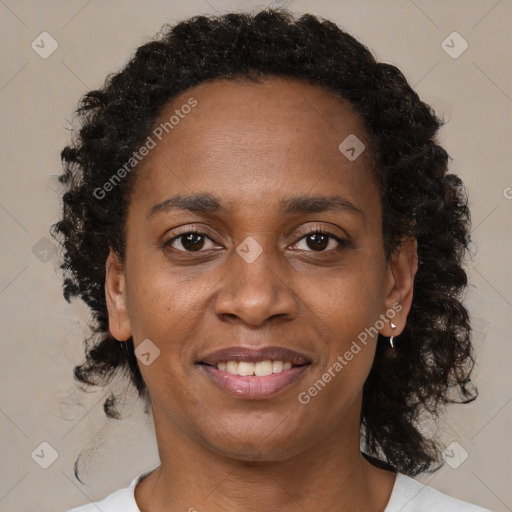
<box><xmin>238</xmin><ymin>361</ymin><xmax>258</xmax><ymax>376</ymax></box>
<box><xmin>216</xmin><ymin>360</ymin><xmax>294</xmax><ymax>376</ymax></box>
<box><xmin>272</xmin><ymin>360</ymin><xmax>283</xmax><ymax>373</ymax></box>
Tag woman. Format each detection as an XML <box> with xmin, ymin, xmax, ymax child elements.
<box><xmin>54</xmin><ymin>7</ymin><xmax>491</xmax><ymax>512</ymax></box>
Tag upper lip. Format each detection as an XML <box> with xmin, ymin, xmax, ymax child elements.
<box><xmin>197</xmin><ymin>346</ymin><xmax>311</xmax><ymax>366</ymax></box>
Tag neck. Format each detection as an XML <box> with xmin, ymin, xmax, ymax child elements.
<box><xmin>135</xmin><ymin>398</ymin><xmax>396</xmax><ymax>512</ymax></box>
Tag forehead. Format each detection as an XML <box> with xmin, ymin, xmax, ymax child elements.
<box><xmin>130</xmin><ymin>76</ymin><xmax>379</xmax><ymax>220</ymax></box>
<box><xmin>158</xmin><ymin>76</ymin><xmax>369</xmax><ymax>156</ymax></box>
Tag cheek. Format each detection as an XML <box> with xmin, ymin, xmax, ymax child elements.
<box><xmin>125</xmin><ymin>256</ymin><xmax>203</xmax><ymax>337</ymax></box>
<box><xmin>306</xmin><ymin>346</ymin><xmax>376</xmax><ymax>427</ymax></box>
<box><xmin>303</xmin><ymin>254</ymin><xmax>384</xmax><ymax>390</ymax></box>
<box><xmin>298</xmin><ymin>319</ymin><xmax>377</xmax><ymax>419</ymax></box>
<box><xmin>124</xmin><ymin>260</ymin><xmax>216</xmax><ymax>381</ymax></box>
<box><xmin>309</xmin><ymin>257</ymin><xmax>385</xmax><ymax>338</ymax></box>
<box><xmin>124</xmin><ymin>274</ymin><xmax>194</xmax><ymax>402</ymax></box>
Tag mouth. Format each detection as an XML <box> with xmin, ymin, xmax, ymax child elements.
<box><xmin>195</xmin><ymin>346</ymin><xmax>311</xmax><ymax>400</ymax></box>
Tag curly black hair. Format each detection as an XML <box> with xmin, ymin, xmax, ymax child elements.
<box><xmin>51</xmin><ymin>7</ymin><xmax>478</xmax><ymax>477</ymax></box>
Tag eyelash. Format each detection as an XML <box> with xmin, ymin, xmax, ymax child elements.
<box><xmin>162</xmin><ymin>226</ymin><xmax>350</xmax><ymax>254</ymax></box>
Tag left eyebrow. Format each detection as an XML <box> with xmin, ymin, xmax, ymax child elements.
<box><xmin>279</xmin><ymin>194</ymin><xmax>365</xmax><ymax>221</ymax></box>
<box><xmin>146</xmin><ymin>193</ymin><xmax>365</xmax><ymax>222</ymax></box>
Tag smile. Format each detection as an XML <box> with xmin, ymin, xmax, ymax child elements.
<box><xmin>198</xmin><ymin>361</ymin><xmax>310</xmax><ymax>399</ymax></box>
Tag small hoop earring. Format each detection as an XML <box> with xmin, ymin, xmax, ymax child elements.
<box><xmin>389</xmin><ymin>322</ymin><xmax>397</xmax><ymax>349</ymax></box>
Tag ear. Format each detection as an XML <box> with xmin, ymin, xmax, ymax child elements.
<box><xmin>105</xmin><ymin>248</ymin><xmax>132</xmax><ymax>341</ymax></box>
<box><xmin>380</xmin><ymin>237</ymin><xmax>418</xmax><ymax>337</ymax></box>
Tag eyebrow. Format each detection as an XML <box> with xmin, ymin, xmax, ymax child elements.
<box><xmin>146</xmin><ymin>193</ymin><xmax>365</xmax><ymax>221</ymax></box>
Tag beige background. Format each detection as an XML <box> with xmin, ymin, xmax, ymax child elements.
<box><xmin>0</xmin><ymin>0</ymin><xmax>511</xmax><ymax>511</ymax></box>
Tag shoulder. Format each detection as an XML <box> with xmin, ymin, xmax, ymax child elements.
<box><xmin>65</xmin><ymin>466</ymin><xmax>158</xmax><ymax>512</ymax></box>
<box><xmin>385</xmin><ymin>473</ymin><xmax>493</xmax><ymax>512</ymax></box>
<box><xmin>66</xmin><ymin>485</ymin><xmax>136</xmax><ymax>512</ymax></box>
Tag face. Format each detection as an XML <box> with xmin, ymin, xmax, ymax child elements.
<box><xmin>106</xmin><ymin>76</ymin><xmax>417</xmax><ymax>461</ymax></box>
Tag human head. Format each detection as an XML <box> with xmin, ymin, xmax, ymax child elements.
<box><xmin>51</xmin><ymin>7</ymin><xmax>476</xmax><ymax>477</ymax></box>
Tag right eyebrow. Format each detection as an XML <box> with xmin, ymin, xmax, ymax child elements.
<box><xmin>146</xmin><ymin>193</ymin><xmax>229</xmax><ymax>220</ymax></box>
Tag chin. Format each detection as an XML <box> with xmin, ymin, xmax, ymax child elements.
<box><xmin>199</xmin><ymin>425</ymin><xmax>309</xmax><ymax>463</ymax></box>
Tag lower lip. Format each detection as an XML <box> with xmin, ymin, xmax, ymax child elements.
<box><xmin>198</xmin><ymin>364</ymin><xmax>310</xmax><ymax>400</ymax></box>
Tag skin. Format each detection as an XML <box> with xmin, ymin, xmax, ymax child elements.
<box><xmin>105</xmin><ymin>76</ymin><xmax>418</xmax><ymax>512</ymax></box>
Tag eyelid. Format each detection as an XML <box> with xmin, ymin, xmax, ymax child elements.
<box><xmin>163</xmin><ymin>223</ymin><xmax>351</xmax><ymax>253</ymax></box>
<box><xmin>293</xmin><ymin>223</ymin><xmax>349</xmax><ymax>241</ymax></box>
<box><xmin>289</xmin><ymin>225</ymin><xmax>351</xmax><ymax>252</ymax></box>
<box><xmin>163</xmin><ymin>225</ymin><xmax>220</xmax><ymax>251</ymax></box>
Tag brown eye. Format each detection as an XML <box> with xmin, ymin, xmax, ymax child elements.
<box><xmin>305</xmin><ymin>232</ymin><xmax>329</xmax><ymax>251</ymax></box>
<box><xmin>291</xmin><ymin>229</ymin><xmax>348</xmax><ymax>253</ymax></box>
<box><xmin>164</xmin><ymin>231</ymin><xmax>217</xmax><ymax>252</ymax></box>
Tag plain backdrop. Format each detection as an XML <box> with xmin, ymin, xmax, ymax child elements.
<box><xmin>0</xmin><ymin>1</ymin><xmax>511</xmax><ymax>511</ymax></box>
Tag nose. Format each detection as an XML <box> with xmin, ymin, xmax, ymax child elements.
<box><xmin>213</xmin><ymin>242</ymin><xmax>299</xmax><ymax>327</ymax></box>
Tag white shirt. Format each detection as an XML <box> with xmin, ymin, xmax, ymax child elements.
<box><xmin>67</xmin><ymin>467</ymin><xmax>492</xmax><ymax>512</ymax></box>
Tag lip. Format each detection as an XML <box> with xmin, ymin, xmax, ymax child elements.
<box><xmin>199</xmin><ymin>363</ymin><xmax>310</xmax><ymax>400</ymax></box>
<box><xmin>197</xmin><ymin>345</ymin><xmax>311</xmax><ymax>366</ymax></box>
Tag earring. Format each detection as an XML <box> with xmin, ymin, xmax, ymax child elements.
<box><xmin>389</xmin><ymin>322</ymin><xmax>397</xmax><ymax>349</ymax></box>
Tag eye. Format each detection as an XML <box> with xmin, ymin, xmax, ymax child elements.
<box><xmin>163</xmin><ymin>229</ymin><xmax>219</xmax><ymax>252</ymax></box>
<box><xmin>291</xmin><ymin>228</ymin><xmax>349</xmax><ymax>253</ymax></box>
<box><xmin>163</xmin><ymin>226</ymin><xmax>350</xmax><ymax>254</ymax></box>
